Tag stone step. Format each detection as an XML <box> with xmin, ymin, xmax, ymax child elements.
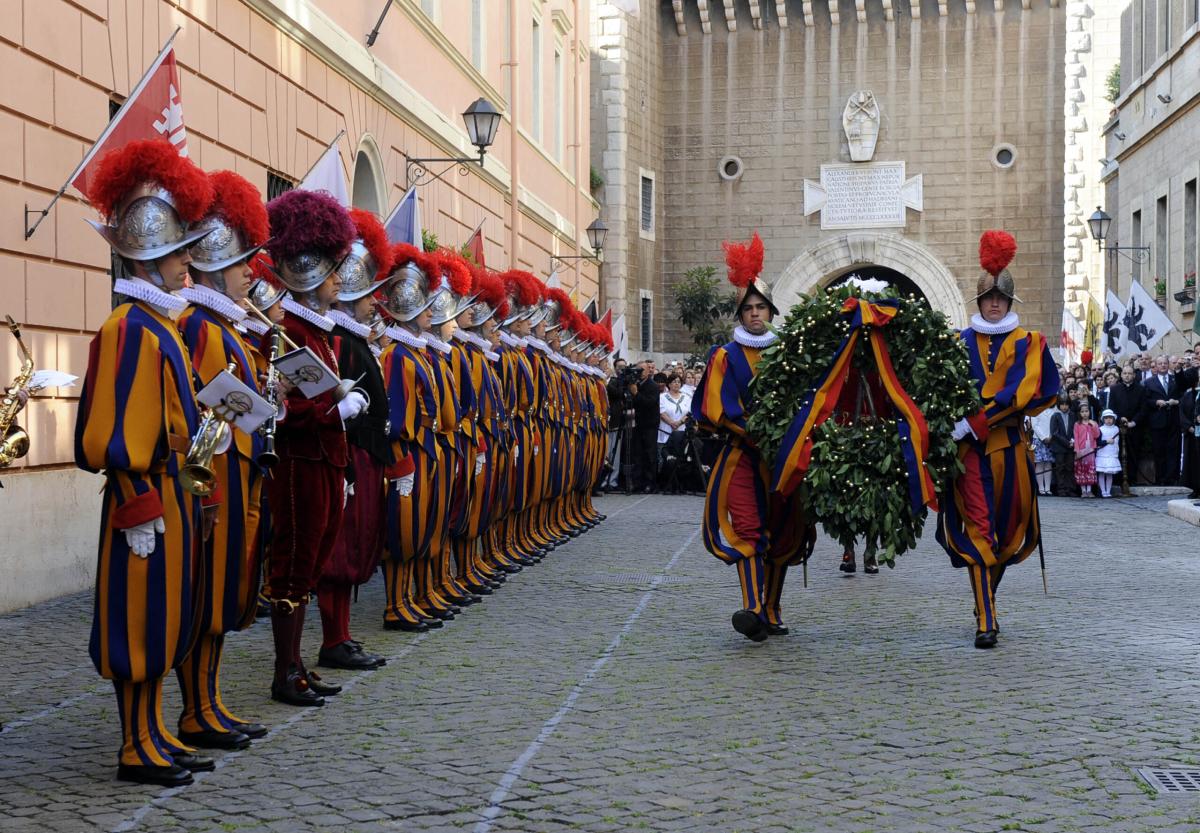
<box><xmin>1168</xmin><ymin>498</ymin><xmax>1200</xmax><ymax>527</ymax></box>
<box><xmin>1128</xmin><ymin>485</ymin><xmax>1193</xmax><ymax>497</ymax></box>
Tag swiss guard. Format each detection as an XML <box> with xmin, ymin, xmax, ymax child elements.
<box><xmin>75</xmin><ymin>140</ymin><xmax>215</xmax><ymax>786</ymax></box>
<box><xmin>936</xmin><ymin>231</ymin><xmax>1059</xmax><ymax>649</ymax></box>
<box><xmin>691</xmin><ymin>233</ymin><xmax>814</xmax><ymax>643</ymax></box>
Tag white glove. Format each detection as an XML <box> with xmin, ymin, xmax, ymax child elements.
<box><xmin>336</xmin><ymin>391</ymin><xmax>367</xmax><ymax>421</ymax></box>
<box><xmin>533</xmin><ymin>443</ymin><xmax>540</xmax><ymax>457</ymax></box>
<box><xmin>343</xmin><ymin>479</ymin><xmax>354</xmax><ymax>508</ymax></box>
<box><xmin>514</xmin><ymin>445</ymin><xmax>520</xmax><ymax>461</ymax></box>
<box><xmin>475</xmin><ymin>452</ymin><xmax>486</xmax><ymax>475</ymax></box>
<box><xmin>951</xmin><ymin>418</ymin><xmax>975</xmax><ymax>442</ymax></box>
<box><xmin>214</xmin><ymin>424</ymin><xmax>233</xmax><ymax>455</ymax></box>
<box><xmin>124</xmin><ymin>517</ymin><xmax>165</xmax><ymax>558</ymax></box>
<box><xmin>394</xmin><ymin>473</ymin><xmax>415</xmax><ymax>497</ymax></box>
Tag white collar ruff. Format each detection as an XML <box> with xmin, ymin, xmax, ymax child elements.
<box><xmin>969</xmin><ymin>311</ymin><xmax>1020</xmax><ymax>335</ymax></box>
<box><xmin>241</xmin><ymin>317</ymin><xmax>269</xmax><ymax>337</ymax></box>
<box><xmin>369</xmin><ymin>342</ymin><xmax>383</xmax><ymax>358</ymax></box>
<box><xmin>386</xmin><ymin>326</ymin><xmax>427</xmax><ymax>350</ymax></box>
<box><xmin>114</xmin><ymin>277</ymin><xmax>189</xmax><ymax>316</ymax></box>
<box><xmin>455</xmin><ymin>329</ymin><xmax>492</xmax><ymax>351</ymax></box>
<box><xmin>423</xmin><ymin>332</ymin><xmax>452</xmax><ymax>354</ymax></box>
<box><xmin>499</xmin><ymin>331</ymin><xmax>529</xmax><ymax>349</ymax></box>
<box><xmin>527</xmin><ymin>336</ymin><xmax>551</xmax><ymax>353</ymax></box>
<box><xmin>282</xmin><ymin>295</ymin><xmax>335</xmax><ymax>332</ymax></box>
<box><xmin>328</xmin><ymin>309</ymin><xmax>371</xmax><ymax>339</ymax></box>
<box><xmin>733</xmin><ymin>325</ymin><xmax>777</xmax><ymax>349</ymax></box>
<box><xmin>180</xmin><ymin>285</ymin><xmax>247</xmax><ymax>324</ymax></box>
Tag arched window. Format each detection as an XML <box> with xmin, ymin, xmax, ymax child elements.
<box><xmin>351</xmin><ymin>135</ymin><xmax>386</xmax><ymax>215</ymax></box>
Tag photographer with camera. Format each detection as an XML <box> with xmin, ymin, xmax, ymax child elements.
<box><xmin>604</xmin><ymin>359</ymin><xmax>634</xmax><ymax>490</ymax></box>
<box><xmin>630</xmin><ymin>361</ymin><xmax>662</xmax><ymax>493</ymax></box>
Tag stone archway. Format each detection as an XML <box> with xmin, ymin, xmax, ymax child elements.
<box><xmin>351</xmin><ymin>134</ymin><xmax>386</xmax><ymax>214</ymax></box>
<box><xmin>773</xmin><ymin>233</ymin><xmax>967</xmax><ymax>329</ymax></box>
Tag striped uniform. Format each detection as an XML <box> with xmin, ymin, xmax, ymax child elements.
<box><xmin>422</xmin><ymin>340</ymin><xmax>466</xmax><ymax>608</ymax></box>
<box><xmin>175</xmin><ymin>304</ymin><xmax>264</xmax><ymax>736</ymax></box>
<box><xmin>935</xmin><ymin>323</ymin><xmax>1060</xmax><ymax>633</ymax></box>
<box><xmin>381</xmin><ymin>333</ymin><xmax>441</xmax><ymax>625</ymax></box>
<box><xmin>692</xmin><ymin>336</ymin><xmax>814</xmax><ymax>626</ymax></box>
<box><xmin>492</xmin><ymin>337</ymin><xmax>535</xmax><ymax>569</ymax></box>
<box><xmin>75</xmin><ymin>302</ymin><xmax>202</xmax><ymax>768</ymax></box>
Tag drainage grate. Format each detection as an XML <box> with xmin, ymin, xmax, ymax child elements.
<box><xmin>1137</xmin><ymin>768</ymin><xmax>1200</xmax><ymax>794</ymax></box>
<box><xmin>576</xmin><ymin>572</ymin><xmax>690</xmax><ymax>585</ymax></box>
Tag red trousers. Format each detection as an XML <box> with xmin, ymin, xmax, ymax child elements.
<box><xmin>322</xmin><ymin>448</ymin><xmax>385</xmax><ymax>587</ymax></box>
<box><xmin>265</xmin><ymin>457</ymin><xmax>343</xmax><ymax>604</ymax></box>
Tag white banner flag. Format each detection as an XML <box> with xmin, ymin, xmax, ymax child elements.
<box><xmin>299</xmin><ymin>137</ymin><xmax>349</xmax><ymax>207</ymax></box>
<box><xmin>1103</xmin><ymin>290</ymin><xmax>1129</xmax><ymax>359</ymax></box>
<box><xmin>611</xmin><ymin>313</ymin><xmax>628</xmax><ymax>359</ymax></box>
<box><xmin>1124</xmin><ymin>281</ymin><xmax>1175</xmax><ymax>353</ymax></box>
<box><xmin>546</xmin><ymin>269</ymin><xmax>561</xmax><ymax>290</ymax></box>
<box><xmin>1059</xmin><ymin>306</ymin><xmax>1084</xmax><ymax>366</ymax></box>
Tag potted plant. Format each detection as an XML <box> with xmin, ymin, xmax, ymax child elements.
<box><xmin>1154</xmin><ymin>276</ymin><xmax>1167</xmax><ymax>306</ymax></box>
<box><xmin>1179</xmin><ymin>271</ymin><xmax>1197</xmax><ymax>308</ymax></box>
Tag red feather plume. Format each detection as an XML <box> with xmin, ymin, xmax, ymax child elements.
<box><xmin>390</xmin><ymin>243</ymin><xmax>442</xmax><ymax>292</ymax></box>
<box><xmin>207</xmin><ymin>170</ymin><xmax>268</xmax><ymax>247</ymax></box>
<box><xmin>348</xmin><ymin>208</ymin><xmax>394</xmax><ymax>281</ymax></box>
<box><xmin>437</xmin><ymin>251</ymin><xmax>474</xmax><ymax>297</ymax></box>
<box><xmin>979</xmin><ymin>230</ymin><xmax>1017</xmax><ymax>277</ymax></box>
<box><xmin>544</xmin><ymin>287</ymin><xmax>572</xmax><ymax>316</ymax></box>
<box><xmin>474</xmin><ymin>269</ymin><xmax>509</xmax><ymax>321</ymax></box>
<box><xmin>249</xmin><ymin>252</ymin><xmax>278</xmax><ymax>284</ymax></box>
<box><xmin>502</xmin><ymin>270</ymin><xmax>543</xmax><ymax>307</ymax></box>
<box><xmin>722</xmin><ymin>232</ymin><xmax>765</xmax><ymax>289</ymax></box>
<box><xmin>91</xmin><ymin>139</ymin><xmax>212</xmax><ymax>223</ymax></box>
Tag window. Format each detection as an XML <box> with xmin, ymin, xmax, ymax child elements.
<box><xmin>1159</xmin><ymin>0</ymin><xmax>1170</xmax><ymax>55</ymax></box>
<box><xmin>640</xmin><ymin>294</ymin><xmax>653</xmax><ymax>353</ymax></box>
<box><xmin>531</xmin><ymin>19</ymin><xmax>542</xmax><ymax>143</ymax></box>
<box><xmin>471</xmin><ymin>0</ymin><xmax>485</xmax><ymax>72</ymax></box>
<box><xmin>639</xmin><ymin>170</ymin><xmax>655</xmax><ymax>239</ymax></box>
<box><xmin>553</xmin><ymin>49</ymin><xmax>564</xmax><ymax>160</ymax></box>
<box><xmin>267</xmin><ymin>170</ymin><xmax>295</xmax><ymax>201</ymax></box>
<box><xmin>1185</xmin><ymin>179</ymin><xmax>1197</xmax><ymax>292</ymax></box>
<box><xmin>1156</xmin><ymin>194</ymin><xmax>1168</xmax><ymax>289</ymax></box>
<box><xmin>1132</xmin><ymin>209</ymin><xmax>1143</xmax><ymax>283</ymax></box>
<box><xmin>421</xmin><ymin>0</ymin><xmax>438</xmax><ymax>22</ymax></box>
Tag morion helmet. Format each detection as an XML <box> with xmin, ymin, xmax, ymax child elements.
<box><xmin>336</xmin><ymin>208</ymin><xmax>394</xmax><ymax>302</ymax></box>
<box><xmin>974</xmin><ymin>230</ymin><xmax>1021</xmax><ymax>303</ymax></box>
<box><xmin>247</xmin><ymin>253</ymin><xmax>287</xmax><ymax>311</ymax></box>
<box><xmin>189</xmin><ymin>170</ymin><xmax>269</xmax><ymax>273</ymax></box>
<box><xmin>429</xmin><ymin>251</ymin><xmax>478</xmax><ymax>326</ymax></box>
<box><xmin>86</xmin><ymin>139</ymin><xmax>214</xmax><ymax>262</ymax></box>
<box><xmin>723</xmin><ymin>231</ymin><xmax>779</xmax><ymax>317</ymax></box>
<box><xmin>501</xmin><ymin>270</ymin><xmax>545</xmax><ymax>326</ymax></box>
<box><xmin>384</xmin><ymin>243</ymin><xmax>441</xmax><ymax>322</ymax></box>
<box><xmin>265</xmin><ymin>190</ymin><xmax>356</xmax><ymax>292</ymax></box>
<box><xmin>461</xmin><ymin>267</ymin><xmax>509</xmax><ymax>329</ymax></box>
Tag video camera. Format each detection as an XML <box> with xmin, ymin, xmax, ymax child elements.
<box><xmin>615</xmin><ymin>364</ymin><xmax>642</xmax><ymax>388</ymax></box>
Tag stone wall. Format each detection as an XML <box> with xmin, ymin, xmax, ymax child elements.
<box><xmin>654</xmin><ymin>0</ymin><xmax>1066</xmax><ymax>353</ymax></box>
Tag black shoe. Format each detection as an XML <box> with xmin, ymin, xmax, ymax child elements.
<box><xmin>304</xmin><ymin>671</ymin><xmax>341</xmax><ymax>696</ymax></box>
<box><xmin>974</xmin><ymin>630</ymin><xmax>998</xmax><ymax>649</ymax></box>
<box><xmin>117</xmin><ymin>763</ymin><xmax>193</xmax><ymax>787</ymax></box>
<box><xmin>172</xmin><ymin>752</ymin><xmax>215</xmax><ymax>772</ymax></box>
<box><xmin>765</xmin><ymin>623</ymin><xmax>790</xmax><ymax>636</ymax></box>
<box><xmin>318</xmin><ymin>641</ymin><xmax>380</xmax><ymax>671</ymax></box>
<box><xmin>229</xmin><ymin>722</ymin><xmax>267</xmax><ymax>740</ymax></box>
<box><xmin>270</xmin><ymin>675</ymin><xmax>325</xmax><ymax>708</ymax></box>
<box><xmin>863</xmin><ymin>556</ymin><xmax>879</xmax><ymax>575</ymax></box>
<box><xmin>839</xmin><ymin>553</ymin><xmax>856</xmax><ymax>573</ymax></box>
<box><xmin>384</xmin><ymin>619</ymin><xmax>429</xmax><ymax>632</ymax></box>
<box><xmin>731</xmin><ymin>609</ymin><xmax>768</xmax><ymax>643</ymax></box>
<box><xmin>177</xmin><ymin>729</ymin><xmax>251</xmax><ymax>750</ymax></box>
<box><xmin>420</xmin><ymin>617</ymin><xmax>445</xmax><ymax>629</ymax></box>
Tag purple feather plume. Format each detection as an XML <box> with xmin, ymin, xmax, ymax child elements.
<box><xmin>266</xmin><ymin>190</ymin><xmax>356</xmax><ymax>264</ymax></box>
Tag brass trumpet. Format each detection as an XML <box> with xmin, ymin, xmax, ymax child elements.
<box><xmin>179</xmin><ymin>363</ymin><xmax>237</xmax><ymax>497</ymax></box>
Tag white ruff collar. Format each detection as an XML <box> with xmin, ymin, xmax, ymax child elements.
<box><xmin>969</xmin><ymin>311</ymin><xmax>1020</xmax><ymax>335</ymax></box>
<box><xmin>527</xmin><ymin>336</ymin><xmax>551</xmax><ymax>353</ymax></box>
<box><xmin>369</xmin><ymin>342</ymin><xmax>383</xmax><ymax>358</ymax></box>
<box><xmin>241</xmin><ymin>317</ymin><xmax>269</xmax><ymax>337</ymax></box>
<box><xmin>499</xmin><ymin>331</ymin><xmax>528</xmax><ymax>349</ymax></box>
<box><xmin>455</xmin><ymin>329</ymin><xmax>492</xmax><ymax>351</ymax></box>
<box><xmin>386</xmin><ymin>326</ymin><xmax>427</xmax><ymax>350</ymax></box>
<box><xmin>328</xmin><ymin>309</ymin><xmax>371</xmax><ymax>339</ymax></box>
<box><xmin>423</xmin><ymin>332</ymin><xmax>452</xmax><ymax>354</ymax></box>
<box><xmin>114</xmin><ymin>277</ymin><xmax>189</xmax><ymax>316</ymax></box>
<box><xmin>484</xmin><ymin>349</ymin><xmax>500</xmax><ymax>361</ymax></box>
<box><xmin>282</xmin><ymin>295</ymin><xmax>334</xmax><ymax>332</ymax></box>
<box><xmin>733</xmin><ymin>325</ymin><xmax>777</xmax><ymax>349</ymax></box>
<box><xmin>180</xmin><ymin>285</ymin><xmax>247</xmax><ymax>324</ymax></box>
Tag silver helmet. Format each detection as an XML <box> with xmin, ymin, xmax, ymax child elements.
<box><xmin>189</xmin><ymin>214</ymin><xmax>266</xmax><ymax>273</ymax></box>
<box><xmin>541</xmin><ymin>295</ymin><xmax>564</xmax><ymax>331</ymax></box>
<box><xmin>248</xmin><ymin>276</ymin><xmax>286</xmax><ymax>312</ymax></box>
<box><xmin>275</xmin><ymin>249</ymin><xmax>339</xmax><ymax>294</ymax></box>
<box><xmin>429</xmin><ymin>286</ymin><xmax>479</xmax><ymax>327</ymax></box>
<box><xmin>385</xmin><ymin>260</ymin><xmax>437</xmax><ymax>322</ymax></box>
<box><xmin>87</xmin><ymin>182</ymin><xmax>213</xmax><ymax>262</ymax></box>
<box><xmin>461</xmin><ymin>297</ymin><xmax>499</xmax><ymax>329</ymax></box>
<box><xmin>336</xmin><ymin>240</ymin><xmax>389</xmax><ymax>302</ymax></box>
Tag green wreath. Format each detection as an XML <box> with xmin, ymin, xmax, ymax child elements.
<box><xmin>747</xmin><ymin>284</ymin><xmax>981</xmax><ymax>565</ymax></box>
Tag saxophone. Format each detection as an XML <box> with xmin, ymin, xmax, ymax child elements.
<box><xmin>0</xmin><ymin>316</ymin><xmax>34</xmax><ymax>468</ymax></box>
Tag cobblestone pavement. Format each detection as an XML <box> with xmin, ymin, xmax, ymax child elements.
<box><xmin>2</xmin><ymin>494</ymin><xmax>1200</xmax><ymax>833</ymax></box>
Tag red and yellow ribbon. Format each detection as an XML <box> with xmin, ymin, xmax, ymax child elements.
<box><xmin>771</xmin><ymin>297</ymin><xmax>938</xmax><ymax>515</ymax></box>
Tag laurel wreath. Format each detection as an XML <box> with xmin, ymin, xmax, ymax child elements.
<box><xmin>747</xmin><ymin>285</ymin><xmax>981</xmax><ymax>564</ymax></box>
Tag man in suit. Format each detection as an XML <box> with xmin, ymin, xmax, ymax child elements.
<box><xmin>1109</xmin><ymin>364</ymin><xmax>1148</xmax><ymax>489</ymax></box>
<box><xmin>1143</xmin><ymin>355</ymin><xmax>1199</xmax><ymax>484</ymax></box>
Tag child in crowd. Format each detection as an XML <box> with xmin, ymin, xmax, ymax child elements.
<box><xmin>1050</xmin><ymin>396</ymin><xmax>1076</xmax><ymax>496</ymax></box>
<box><xmin>1095</xmin><ymin>408</ymin><xmax>1121</xmax><ymax>498</ymax></box>
<box><xmin>1073</xmin><ymin>402</ymin><xmax>1100</xmax><ymax>497</ymax></box>
<box><xmin>1030</xmin><ymin>408</ymin><xmax>1055</xmax><ymax>495</ymax></box>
